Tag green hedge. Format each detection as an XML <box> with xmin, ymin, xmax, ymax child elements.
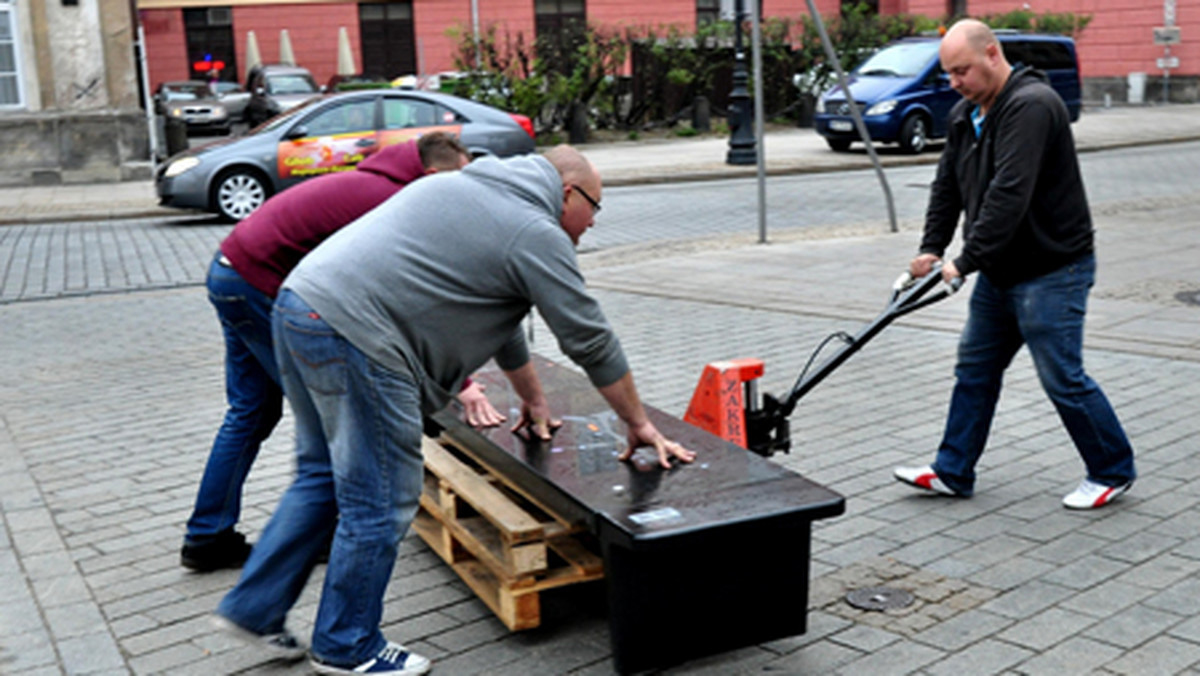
<box><xmin>444</xmin><ymin>5</ymin><xmax>1091</xmax><ymax>139</ymax></box>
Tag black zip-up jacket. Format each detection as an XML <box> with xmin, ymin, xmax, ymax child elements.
<box><xmin>920</xmin><ymin>67</ymin><xmax>1093</xmax><ymax>288</ymax></box>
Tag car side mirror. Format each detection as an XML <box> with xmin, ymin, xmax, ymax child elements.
<box><xmin>284</xmin><ymin>125</ymin><xmax>309</xmax><ymax>140</ymax></box>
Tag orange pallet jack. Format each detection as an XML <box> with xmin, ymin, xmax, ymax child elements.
<box><xmin>684</xmin><ymin>266</ymin><xmax>962</xmax><ymax>457</ymax></box>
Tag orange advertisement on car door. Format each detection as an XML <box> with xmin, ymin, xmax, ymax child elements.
<box><xmin>277</xmin><ymin>130</ymin><xmax>379</xmax><ymax>179</ymax></box>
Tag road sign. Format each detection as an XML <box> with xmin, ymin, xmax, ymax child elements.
<box><xmin>1165</xmin><ymin>0</ymin><xmax>1177</xmax><ymax>26</ymax></box>
<box><xmin>1157</xmin><ymin>56</ymin><xmax>1180</xmax><ymax>69</ymax></box>
<box><xmin>1154</xmin><ymin>26</ymin><xmax>1181</xmax><ymax>44</ymax></box>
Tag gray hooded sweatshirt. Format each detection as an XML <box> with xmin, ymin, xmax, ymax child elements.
<box><xmin>282</xmin><ymin>153</ymin><xmax>628</xmax><ymax>411</ymax></box>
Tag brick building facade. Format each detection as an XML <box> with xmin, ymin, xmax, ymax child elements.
<box><xmin>136</xmin><ymin>0</ymin><xmax>1197</xmax><ymax>103</ymax></box>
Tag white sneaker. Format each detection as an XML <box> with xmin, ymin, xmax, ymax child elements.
<box><xmin>1063</xmin><ymin>478</ymin><xmax>1131</xmax><ymax>509</ymax></box>
<box><xmin>893</xmin><ymin>465</ymin><xmax>959</xmax><ymax>496</ymax></box>
<box><xmin>210</xmin><ymin>614</ymin><xmax>306</xmax><ymax>661</ymax></box>
<box><xmin>311</xmin><ymin>641</ymin><xmax>431</xmax><ymax>675</ymax></box>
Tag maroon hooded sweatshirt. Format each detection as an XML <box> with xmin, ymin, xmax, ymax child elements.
<box><xmin>220</xmin><ymin>140</ymin><xmax>426</xmax><ymax>298</ymax></box>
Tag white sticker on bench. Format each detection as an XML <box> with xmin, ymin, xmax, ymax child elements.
<box><xmin>629</xmin><ymin>507</ymin><xmax>684</xmax><ymax>525</ymax></box>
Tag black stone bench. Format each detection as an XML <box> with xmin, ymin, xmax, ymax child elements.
<box><xmin>429</xmin><ymin>354</ymin><xmax>845</xmax><ymax>674</ymax></box>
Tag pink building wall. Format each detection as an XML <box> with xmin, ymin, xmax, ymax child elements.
<box><xmin>895</xmin><ymin>0</ymin><xmax>1198</xmax><ymax>79</ymax></box>
<box><xmin>953</xmin><ymin>1</ymin><xmax>1195</xmax><ymax>80</ymax></box>
<box><xmin>140</xmin><ymin>9</ymin><xmax>192</xmax><ymax>86</ymax></box>
<box><xmin>141</xmin><ymin>0</ymin><xmax>1196</xmax><ymax>95</ymax></box>
<box><xmin>413</xmin><ymin>0</ymin><xmax>470</xmax><ymax>75</ymax></box>
<box><xmin>419</xmin><ymin>0</ymin><xmax>540</xmax><ymax>74</ymax></box>
<box><xmin>233</xmin><ymin>4</ymin><xmax>360</xmax><ymax>85</ymax></box>
<box><xmin>586</xmin><ymin>0</ymin><xmax>693</xmax><ymax>32</ymax></box>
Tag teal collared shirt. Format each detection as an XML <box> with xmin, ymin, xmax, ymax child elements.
<box><xmin>970</xmin><ymin>105</ymin><xmax>985</xmax><ymax>137</ymax></box>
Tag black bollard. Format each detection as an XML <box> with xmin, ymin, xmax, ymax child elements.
<box><xmin>569</xmin><ymin>101</ymin><xmax>589</xmax><ymax>144</ymax></box>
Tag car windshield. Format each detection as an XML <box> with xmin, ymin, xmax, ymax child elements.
<box><xmin>164</xmin><ymin>84</ymin><xmax>212</xmax><ymax>100</ymax></box>
<box><xmin>214</xmin><ymin>82</ymin><xmax>242</xmax><ymax>94</ymax></box>
<box><xmin>267</xmin><ymin>74</ymin><xmax>319</xmax><ymax>95</ymax></box>
<box><xmin>855</xmin><ymin>41</ymin><xmax>940</xmax><ymax>78</ymax></box>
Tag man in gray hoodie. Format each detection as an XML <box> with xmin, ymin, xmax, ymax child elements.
<box><xmin>214</xmin><ymin>145</ymin><xmax>694</xmax><ymax>676</ymax></box>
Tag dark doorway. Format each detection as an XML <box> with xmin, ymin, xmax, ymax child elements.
<box><xmin>359</xmin><ymin>2</ymin><xmax>417</xmax><ymax>80</ymax></box>
<box><xmin>183</xmin><ymin>7</ymin><xmax>237</xmax><ymax>83</ymax></box>
<box><xmin>534</xmin><ymin>0</ymin><xmax>587</xmax><ymax>74</ymax></box>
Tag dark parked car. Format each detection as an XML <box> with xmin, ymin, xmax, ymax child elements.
<box><xmin>154</xmin><ymin>81</ymin><xmax>231</xmax><ymax>135</ymax></box>
<box><xmin>212</xmin><ymin>80</ymin><xmax>250</xmax><ymax>122</ymax></box>
<box><xmin>244</xmin><ymin>64</ymin><xmax>322</xmax><ymax>126</ymax></box>
<box><xmin>814</xmin><ymin>32</ymin><xmax>1082</xmax><ymax>153</ymax></box>
<box><xmin>325</xmin><ymin>73</ymin><xmax>391</xmax><ymax>91</ymax></box>
<box><xmin>156</xmin><ymin>88</ymin><xmax>537</xmax><ymax>221</ymax></box>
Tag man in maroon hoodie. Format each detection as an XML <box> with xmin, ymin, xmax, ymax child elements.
<box><xmin>182</xmin><ymin>133</ymin><xmax>501</xmax><ymax>571</ymax></box>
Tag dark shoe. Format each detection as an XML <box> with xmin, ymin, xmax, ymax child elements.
<box><xmin>181</xmin><ymin>529</ymin><xmax>252</xmax><ymax>572</ymax></box>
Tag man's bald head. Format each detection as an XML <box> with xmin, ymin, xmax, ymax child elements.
<box><xmin>944</xmin><ymin>18</ymin><xmax>998</xmax><ymax>56</ymax></box>
<box><xmin>940</xmin><ymin>18</ymin><xmax>1011</xmax><ymax>111</ymax></box>
<box><xmin>544</xmin><ymin>144</ymin><xmax>599</xmax><ymax>188</ymax></box>
<box><xmin>544</xmin><ymin>145</ymin><xmax>601</xmax><ymax>246</ymax></box>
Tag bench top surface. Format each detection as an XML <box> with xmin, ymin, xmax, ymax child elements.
<box><xmin>434</xmin><ymin>356</ymin><xmax>845</xmax><ymax>548</ymax></box>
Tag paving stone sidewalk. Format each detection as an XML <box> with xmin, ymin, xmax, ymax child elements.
<box><xmin>2</xmin><ymin>103</ymin><xmax>1199</xmax><ymax>675</ymax></box>
<box><xmin>1</xmin><ymin>180</ymin><xmax>1199</xmax><ymax>674</ymax></box>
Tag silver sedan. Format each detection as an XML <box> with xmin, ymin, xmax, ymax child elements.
<box><xmin>155</xmin><ymin>88</ymin><xmax>537</xmax><ymax>221</ymax></box>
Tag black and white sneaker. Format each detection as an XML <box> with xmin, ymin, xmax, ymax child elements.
<box><xmin>311</xmin><ymin>641</ymin><xmax>431</xmax><ymax>675</ymax></box>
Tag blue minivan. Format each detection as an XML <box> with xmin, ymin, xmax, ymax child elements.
<box><xmin>814</xmin><ymin>32</ymin><xmax>1082</xmax><ymax>153</ymax></box>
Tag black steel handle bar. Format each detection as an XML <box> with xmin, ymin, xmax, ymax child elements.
<box><xmin>779</xmin><ymin>265</ymin><xmax>961</xmax><ymax>418</ymax></box>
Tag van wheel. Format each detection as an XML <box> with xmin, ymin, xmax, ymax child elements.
<box><xmin>212</xmin><ymin>168</ymin><xmax>271</xmax><ymax>222</ymax></box>
<box><xmin>899</xmin><ymin>115</ymin><xmax>929</xmax><ymax>154</ymax></box>
<box><xmin>826</xmin><ymin>138</ymin><xmax>852</xmax><ymax>152</ymax></box>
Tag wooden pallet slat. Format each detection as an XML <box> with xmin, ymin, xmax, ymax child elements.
<box><xmin>415</xmin><ymin>436</ymin><xmax>604</xmax><ymax>631</ymax></box>
<box><xmin>421</xmin><ymin>438</ymin><xmax>544</xmax><ymax>544</ymax></box>
<box><xmin>439</xmin><ymin>434</ymin><xmax>584</xmax><ymax>534</ymax></box>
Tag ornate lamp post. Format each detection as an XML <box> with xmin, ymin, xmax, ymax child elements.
<box><xmin>726</xmin><ymin>0</ymin><xmax>757</xmax><ymax>165</ymax></box>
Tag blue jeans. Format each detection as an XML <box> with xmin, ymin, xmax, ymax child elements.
<box><xmin>932</xmin><ymin>255</ymin><xmax>1135</xmax><ymax>496</ymax></box>
<box><xmin>185</xmin><ymin>255</ymin><xmax>282</xmax><ymax>545</ymax></box>
<box><xmin>217</xmin><ymin>289</ymin><xmax>425</xmax><ymax>666</ymax></box>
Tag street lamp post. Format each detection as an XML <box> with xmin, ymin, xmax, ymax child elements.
<box><xmin>726</xmin><ymin>0</ymin><xmax>756</xmax><ymax>165</ymax></box>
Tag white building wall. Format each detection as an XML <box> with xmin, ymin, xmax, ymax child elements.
<box><xmin>45</xmin><ymin>0</ymin><xmax>109</xmax><ymax>109</ymax></box>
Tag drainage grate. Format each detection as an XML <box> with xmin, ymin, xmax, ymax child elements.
<box><xmin>1176</xmin><ymin>290</ymin><xmax>1200</xmax><ymax>306</ymax></box>
<box><xmin>845</xmin><ymin>586</ymin><xmax>915</xmax><ymax>611</ymax></box>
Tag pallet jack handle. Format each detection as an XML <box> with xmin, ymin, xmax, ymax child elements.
<box><xmin>684</xmin><ymin>265</ymin><xmax>962</xmax><ymax>457</ymax></box>
<box><xmin>738</xmin><ymin>265</ymin><xmax>960</xmax><ymax>456</ymax></box>
<box><xmin>778</xmin><ymin>264</ymin><xmax>962</xmax><ymax>420</ymax></box>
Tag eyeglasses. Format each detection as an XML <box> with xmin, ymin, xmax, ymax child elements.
<box><xmin>571</xmin><ymin>184</ymin><xmax>602</xmax><ymax>215</ymax></box>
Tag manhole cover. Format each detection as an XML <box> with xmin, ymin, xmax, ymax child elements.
<box><xmin>1176</xmin><ymin>290</ymin><xmax>1200</xmax><ymax>306</ymax></box>
<box><xmin>845</xmin><ymin>586</ymin><xmax>915</xmax><ymax>611</ymax></box>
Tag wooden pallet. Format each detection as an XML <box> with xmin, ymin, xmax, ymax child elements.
<box><xmin>413</xmin><ymin>436</ymin><xmax>604</xmax><ymax>630</ymax></box>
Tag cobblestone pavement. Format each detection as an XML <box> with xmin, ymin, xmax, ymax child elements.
<box><xmin>1</xmin><ymin>150</ymin><xmax>1200</xmax><ymax>673</ymax></box>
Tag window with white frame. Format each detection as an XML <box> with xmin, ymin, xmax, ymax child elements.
<box><xmin>0</xmin><ymin>0</ymin><xmax>21</xmax><ymax>107</ymax></box>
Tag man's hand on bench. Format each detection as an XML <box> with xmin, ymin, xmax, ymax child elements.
<box><xmin>504</xmin><ymin>361</ymin><xmax>562</xmax><ymax>441</ymax></box>
<box><xmin>459</xmin><ymin>381</ymin><xmax>507</xmax><ymax>428</ymax></box>
<box><xmin>511</xmin><ymin>398</ymin><xmax>563</xmax><ymax>441</ymax></box>
<box><xmin>619</xmin><ymin>420</ymin><xmax>697</xmax><ymax>469</ymax></box>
